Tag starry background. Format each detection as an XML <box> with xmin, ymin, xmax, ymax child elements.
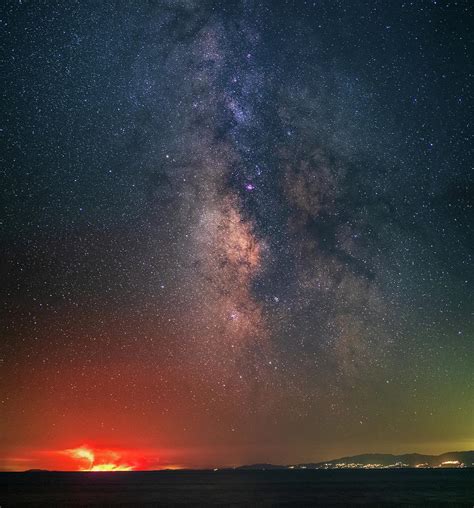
<box><xmin>1</xmin><ymin>0</ymin><xmax>473</xmax><ymax>470</ymax></box>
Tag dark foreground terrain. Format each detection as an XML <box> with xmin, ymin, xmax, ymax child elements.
<box><xmin>1</xmin><ymin>469</ymin><xmax>473</xmax><ymax>507</ymax></box>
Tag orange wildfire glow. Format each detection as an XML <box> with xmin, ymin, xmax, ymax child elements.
<box><xmin>1</xmin><ymin>445</ymin><xmax>185</xmax><ymax>472</ymax></box>
<box><xmin>65</xmin><ymin>446</ymin><xmax>136</xmax><ymax>472</ymax></box>
<box><xmin>90</xmin><ymin>463</ymin><xmax>133</xmax><ymax>472</ymax></box>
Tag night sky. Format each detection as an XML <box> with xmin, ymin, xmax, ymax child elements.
<box><xmin>1</xmin><ymin>0</ymin><xmax>473</xmax><ymax>471</ymax></box>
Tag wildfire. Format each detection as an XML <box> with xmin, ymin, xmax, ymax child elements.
<box><xmin>90</xmin><ymin>463</ymin><xmax>133</xmax><ymax>472</ymax></box>
<box><xmin>67</xmin><ymin>446</ymin><xmax>95</xmax><ymax>470</ymax></box>
<box><xmin>65</xmin><ymin>446</ymin><xmax>135</xmax><ymax>472</ymax></box>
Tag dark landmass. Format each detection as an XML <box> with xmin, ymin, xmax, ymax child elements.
<box><xmin>236</xmin><ymin>450</ymin><xmax>474</xmax><ymax>470</ymax></box>
<box><xmin>15</xmin><ymin>450</ymin><xmax>474</xmax><ymax>473</ymax></box>
<box><xmin>235</xmin><ymin>463</ymin><xmax>288</xmax><ymax>470</ymax></box>
<box><xmin>23</xmin><ymin>469</ymin><xmax>55</xmax><ymax>473</ymax></box>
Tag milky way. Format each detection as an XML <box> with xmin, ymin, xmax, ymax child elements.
<box><xmin>1</xmin><ymin>0</ymin><xmax>472</xmax><ymax>470</ymax></box>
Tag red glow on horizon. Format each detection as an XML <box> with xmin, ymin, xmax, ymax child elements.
<box><xmin>2</xmin><ymin>442</ymin><xmax>193</xmax><ymax>472</ymax></box>
<box><xmin>90</xmin><ymin>463</ymin><xmax>134</xmax><ymax>472</ymax></box>
<box><xmin>64</xmin><ymin>445</ymin><xmax>154</xmax><ymax>472</ymax></box>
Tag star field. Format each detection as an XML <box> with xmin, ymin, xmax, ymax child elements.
<box><xmin>1</xmin><ymin>0</ymin><xmax>472</xmax><ymax>470</ymax></box>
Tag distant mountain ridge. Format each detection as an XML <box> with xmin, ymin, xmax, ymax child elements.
<box><xmin>236</xmin><ymin>451</ymin><xmax>474</xmax><ymax>470</ymax></box>
<box><xmin>17</xmin><ymin>451</ymin><xmax>474</xmax><ymax>472</ymax></box>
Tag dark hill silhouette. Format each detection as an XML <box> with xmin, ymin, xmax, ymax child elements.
<box><xmin>237</xmin><ymin>451</ymin><xmax>474</xmax><ymax>469</ymax></box>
